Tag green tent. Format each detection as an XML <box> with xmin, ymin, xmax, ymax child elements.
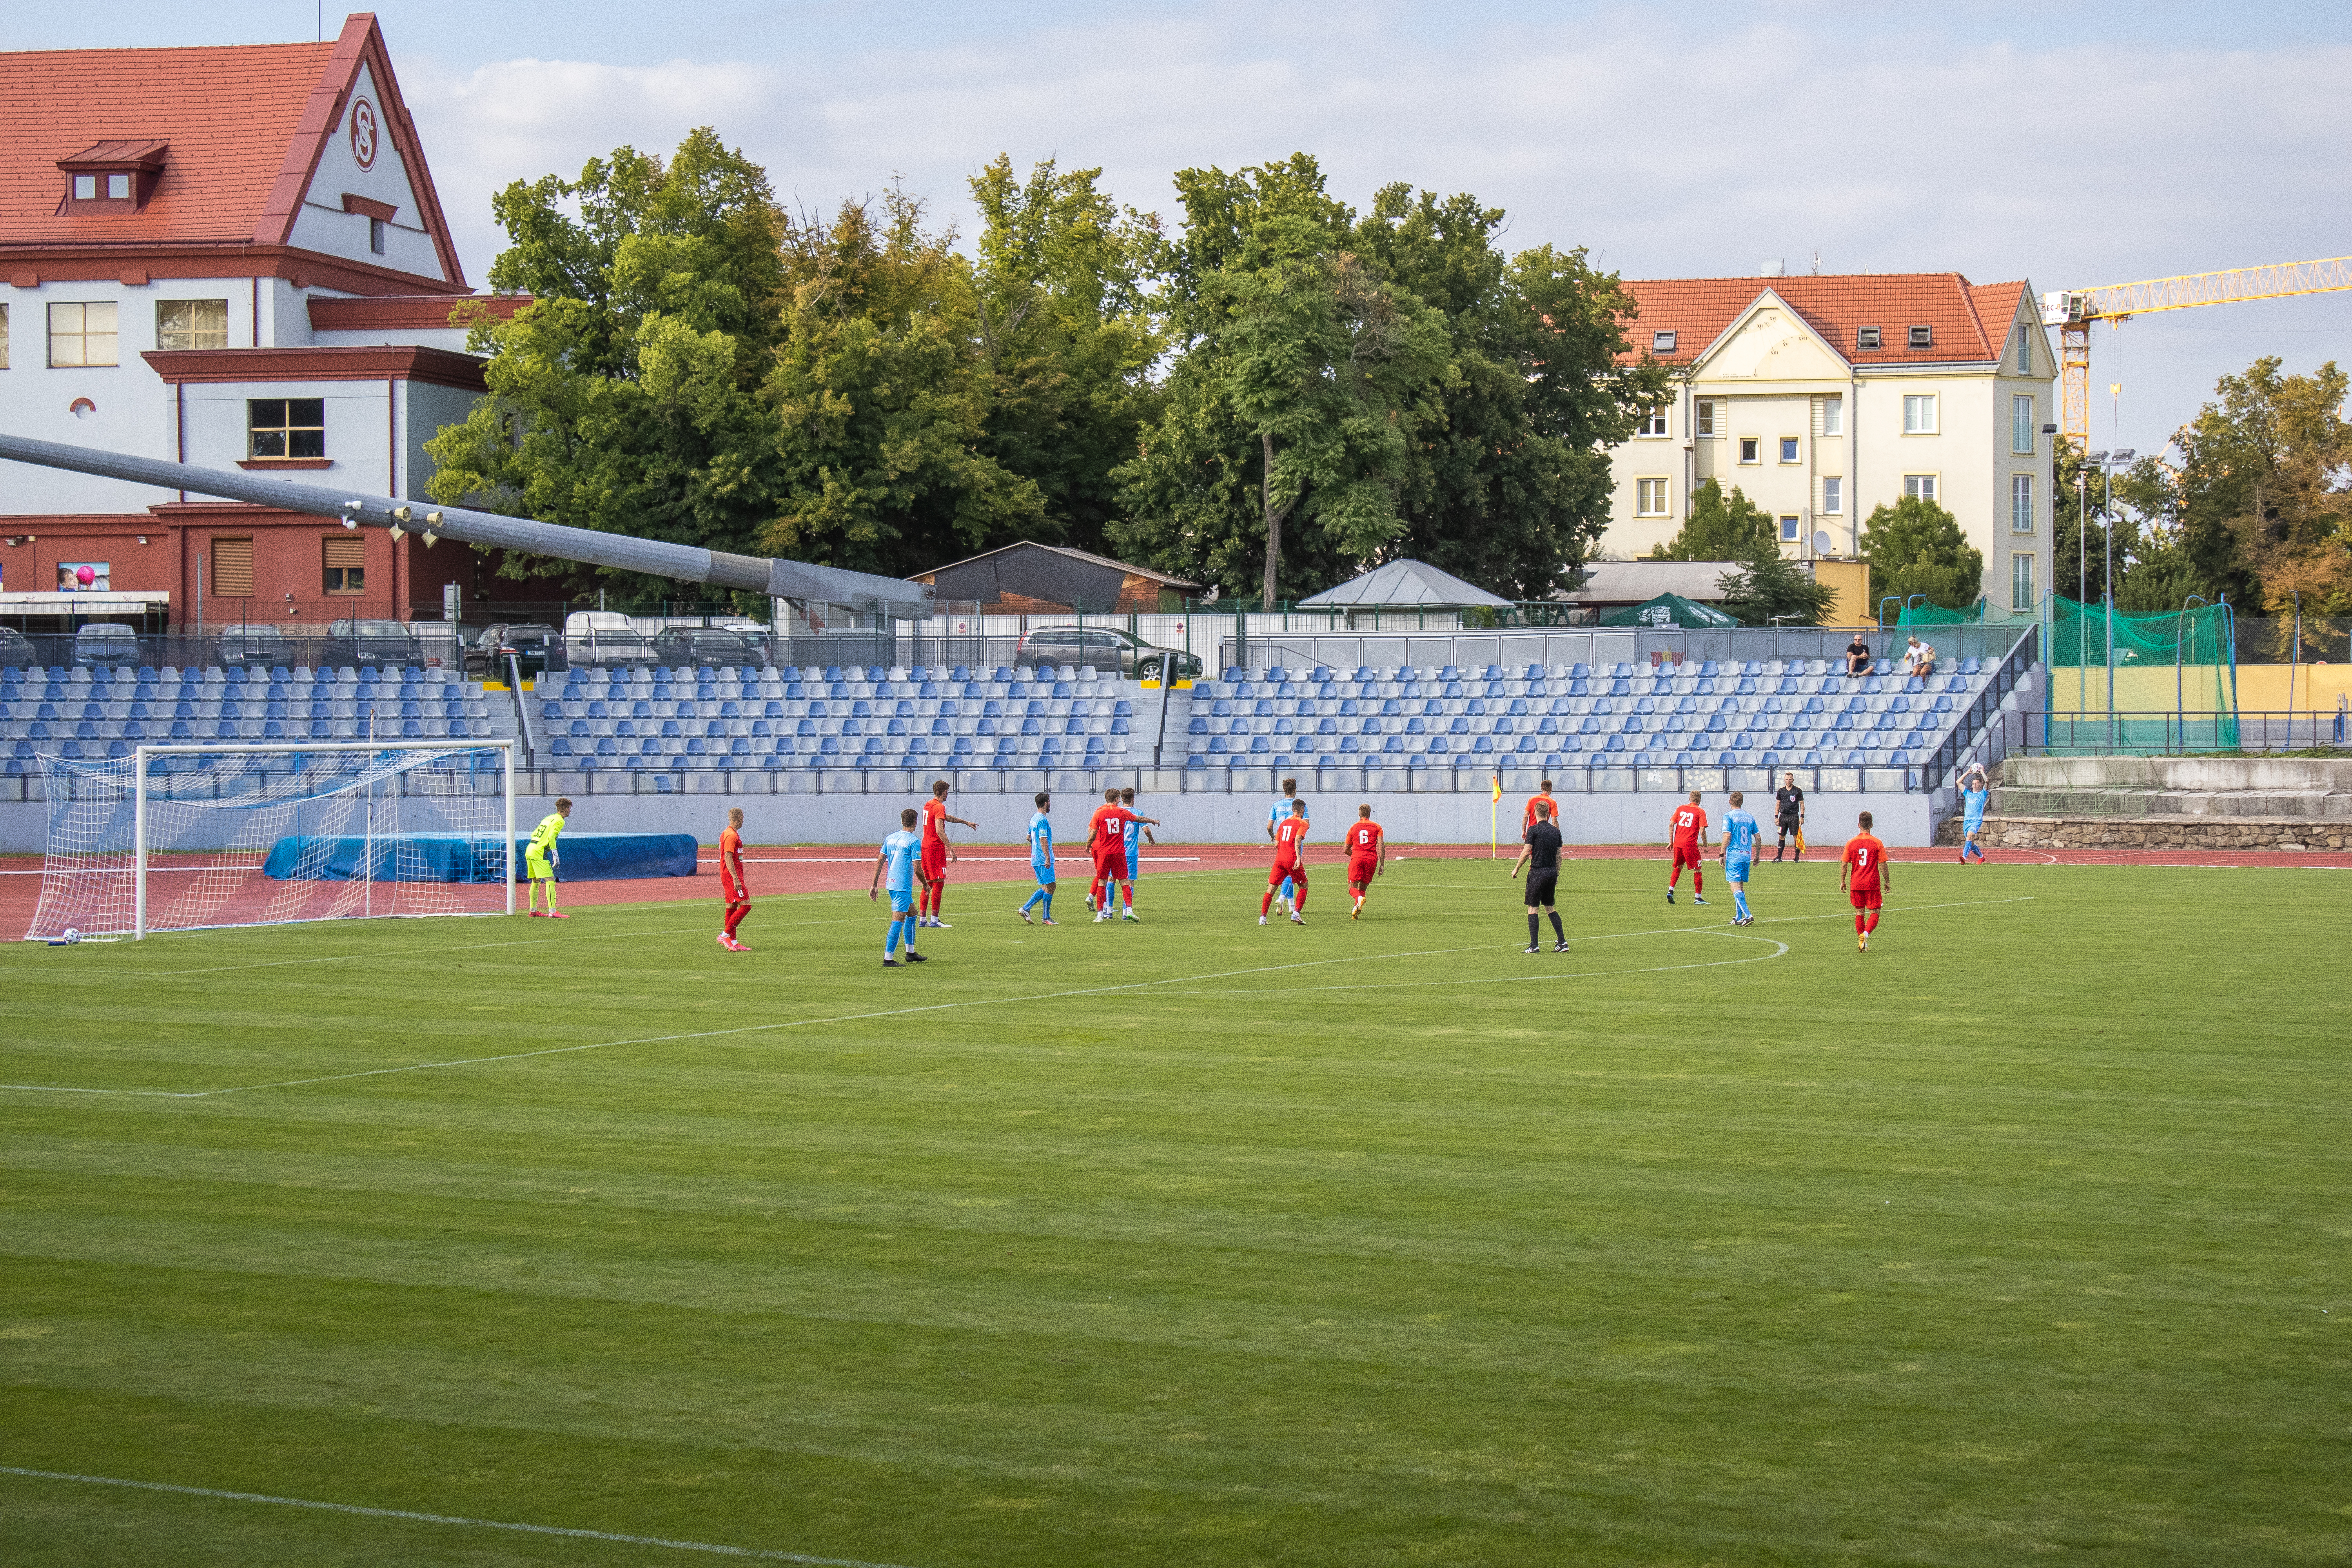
<box><xmin>1599</xmin><ymin>592</ymin><xmax>1739</xmax><ymax>629</ymax></box>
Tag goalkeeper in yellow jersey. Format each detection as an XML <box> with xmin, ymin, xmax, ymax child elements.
<box><xmin>525</xmin><ymin>797</ymin><xmax>571</xmax><ymax>918</ymax></box>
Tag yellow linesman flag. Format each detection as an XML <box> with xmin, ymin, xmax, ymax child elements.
<box><xmin>1490</xmin><ymin>769</ymin><xmax>1502</xmax><ymax>804</ymax></box>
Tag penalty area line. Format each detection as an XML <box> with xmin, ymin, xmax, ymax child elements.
<box><xmin>0</xmin><ymin>1465</ymin><xmax>920</xmax><ymax>1567</ymax></box>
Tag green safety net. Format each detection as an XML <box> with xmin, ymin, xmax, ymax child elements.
<box><xmin>2042</xmin><ymin>597</ymin><xmax>2238</xmax><ymax>752</ymax></box>
<box><xmin>1895</xmin><ymin>598</ymin><xmax>2040</xmax><ymax>628</ymax></box>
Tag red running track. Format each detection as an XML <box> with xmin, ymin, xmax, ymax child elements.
<box><xmin>6</xmin><ymin>840</ymin><xmax>2345</xmax><ymax>931</ymax></box>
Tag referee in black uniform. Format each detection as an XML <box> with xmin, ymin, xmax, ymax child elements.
<box><xmin>1773</xmin><ymin>771</ymin><xmax>1806</xmax><ymax>862</ymax></box>
<box><xmin>1509</xmin><ymin>800</ymin><xmax>1569</xmax><ymax>953</ymax></box>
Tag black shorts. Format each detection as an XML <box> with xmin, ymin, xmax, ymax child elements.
<box><xmin>1524</xmin><ymin>870</ymin><xmax>1558</xmax><ymax>908</ymax></box>
<box><xmin>1777</xmin><ymin>815</ymin><xmax>1800</xmax><ymax>833</ymax></box>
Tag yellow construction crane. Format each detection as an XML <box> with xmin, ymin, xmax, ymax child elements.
<box><xmin>2042</xmin><ymin>255</ymin><xmax>2352</xmax><ymax>443</ymax></box>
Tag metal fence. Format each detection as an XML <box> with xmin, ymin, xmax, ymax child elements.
<box><xmin>1207</xmin><ymin>622</ymin><xmax>2031</xmax><ymax>678</ymax></box>
<box><xmin>2010</xmin><ymin>708</ymin><xmax>2349</xmax><ymax>755</ymax></box>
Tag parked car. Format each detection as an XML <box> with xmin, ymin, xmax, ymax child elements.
<box><xmin>321</xmin><ymin>618</ymin><xmax>424</xmax><ymax>672</ymax></box>
<box><xmin>650</xmin><ymin>625</ymin><xmax>771</xmax><ymax>671</ymax></box>
<box><xmin>71</xmin><ymin>622</ymin><xmax>142</xmax><ymax>670</ymax></box>
<box><xmin>464</xmin><ymin>622</ymin><xmax>562</xmax><ymax>679</ymax></box>
<box><xmin>215</xmin><ymin>624</ymin><xmax>293</xmax><ymax>673</ymax></box>
<box><xmin>1013</xmin><ymin>625</ymin><xmax>1201</xmax><ymax>681</ymax></box>
<box><xmin>0</xmin><ymin>627</ymin><xmax>38</xmax><ymax>670</ymax></box>
<box><xmin>567</xmin><ymin>626</ymin><xmax>655</xmax><ymax>669</ymax></box>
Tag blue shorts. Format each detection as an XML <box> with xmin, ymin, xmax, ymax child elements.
<box><xmin>1725</xmin><ymin>857</ymin><xmax>1752</xmax><ymax>882</ymax></box>
<box><xmin>1964</xmin><ymin>816</ymin><xmax>1985</xmax><ymax>836</ymax></box>
<box><xmin>1032</xmin><ymin>862</ymin><xmax>1056</xmax><ymax>885</ymax></box>
<box><xmin>1125</xmin><ymin>850</ymin><xmax>1140</xmax><ymax>879</ymax></box>
<box><xmin>889</xmin><ymin>891</ymin><xmax>916</xmax><ymax>915</ymax></box>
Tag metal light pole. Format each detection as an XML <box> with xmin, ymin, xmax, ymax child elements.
<box><xmin>2103</xmin><ymin>448</ymin><xmax>2135</xmax><ymax>748</ymax></box>
<box><xmin>2080</xmin><ymin>450</ymin><xmax>2106</xmax><ymax>747</ymax></box>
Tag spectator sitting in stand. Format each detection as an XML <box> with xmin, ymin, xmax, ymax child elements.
<box><xmin>1845</xmin><ymin>633</ymin><xmax>1873</xmax><ymax>677</ymax></box>
<box><xmin>1903</xmin><ymin>634</ymin><xmax>1938</xmax><ymax>681</ymax></box>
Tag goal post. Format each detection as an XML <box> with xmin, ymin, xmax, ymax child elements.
<box><xmin>29</xmin><ymin>739</ymin><xmax>517</xmax><ymax>943</ymax></box>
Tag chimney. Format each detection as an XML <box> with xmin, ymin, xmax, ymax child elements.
<box><xmin>1759</xmin><ymin>259</ymin><xmax>1786</xmax><ymax>277</ymax></box>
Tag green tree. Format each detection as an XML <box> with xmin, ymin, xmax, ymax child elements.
<box><xmin>758</xmin><ymin>187</ymin><xmax>1047</xmax><ymax>577</ymax></box>
<box><xmin>1715</xmin><ymin>547</ymin><xmax>1836</xmax><ymax>626</ymax></box>
<box><xmin>1649</xmin><ymin>479</ymin><xmax>1777</xmax><ymax>561</ymax></box>
<box><xmin>2162</xmin><ymin>357</ymin><xmax>2349</xmax><ymax>625</ymax></box>
<box><xmin>1113</xmin><ymin>157</ymin><xmax>1450</xmax><ymax>605</ymax></box>
<box><xmin>1859</xmin><ymin>494</ymin><xmax>1984</xmax><ymax>612</ymax></box>
<box><xmin>424</xmin><ymin>129</ymin><xmax>787</xmax><ymax>601</ymax></box>
<box><xmin>966</xmin><ymin>156</ymin><xmax>1164</xmax><ymax>554</ymax></box>
<box><xmin>1349</xmin><ymin>186</ymin><xmax>1666</xmax><ymax>599</ymax></box>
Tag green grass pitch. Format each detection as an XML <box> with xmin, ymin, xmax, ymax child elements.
<box><xmin>3</xmin><ymin>855</ymin><xmax>2347</xmax><ymax>1566</ymax></box>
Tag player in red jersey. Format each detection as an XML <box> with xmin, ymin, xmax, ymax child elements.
<box><xmin>1260</xmin><ymin>799</ymin><xmax>1310</xmax><ymax>924</ymax></box>
<box><xmin>1839</xmin><ymin>809</ymin><xmax>1893</xmax><ymax>953</ymax></box>
<box><xmin>1666</xmin><ymin>789</ymin><xmax>1709</xmax><ymax>905</ymax></box>
<box><xmin>1344</xmin><ymin>804</ymin><xmax>1386</xmax><ymax>919</ymax></box>
<box><xmin>1523</xmin><ymin>779</ymin><xmax>1559</xmax><ymax>835</ymax></box>
<box><xmin>717</xmin><ymin>806</ymin><xmax>751</xmax><ymax>951</ymax></box>
<box><xmin>916</xmin><ymin>780</ymin><xmax>978</xmax><ymax>929</ymax></box>
<box><xmin>1087</xmin><ymin>788</ymin><xmax>1136</xmax><ymax>922</ymax></box>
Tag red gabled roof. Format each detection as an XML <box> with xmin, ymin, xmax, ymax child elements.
<box><xmin>0</xmin><ymin>13</ymin><xmax>465</xmax><ymax>289</ymax></box>
<box><xmin>1619</xmin><ymin>273</ymin><xmax>2030</xmax><ymax>369</ymax></box>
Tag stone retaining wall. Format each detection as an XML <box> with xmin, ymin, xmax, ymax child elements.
<box><xmin>1935</xmin><ymin>814</ymin><xmax>2350</xmax><ymax>851</ymax></box>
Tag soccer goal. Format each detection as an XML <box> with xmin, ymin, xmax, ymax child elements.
<box><xmin>27</xmin><ymin>740</ymin><xmax>516</xmax><ymax>942</ymax></box>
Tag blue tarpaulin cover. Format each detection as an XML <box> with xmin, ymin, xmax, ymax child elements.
<box><xmin>263</xmin><ymin>831</ymin><xmax>699</xmax><ymax>882</ymax></box>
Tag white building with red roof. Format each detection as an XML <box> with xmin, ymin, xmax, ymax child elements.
<box><xmin>1603</xmin><ymin>270</ymin><xmax>2055</xmax><ymax>617</ymax></box>
<box><xmin>0</xmin><ymin>13</ymin><xmax>526</xmax><ymax>640</ymax></box>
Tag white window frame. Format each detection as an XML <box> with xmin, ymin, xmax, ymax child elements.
<box><xmin>1779</xmin><ymin>515</ymin><xmax>1800</xmax><ymax>542</ymax></box>
<box><xmin>1737</xmin><ymin>436</ymin><xmax>1760</xmax><ymax>465</ymax></box>
<box><xmin>1779</xmin><ymin>436</ymin><xmax>1801</xmax><ymax>464</ymax></box>
<box><xmin>1635</xmin><ymin>408</ymin><xmax>1669</xmax><ymax>438</ymax></box>
<box><xmin>1820</xmin><ymin>396</ymin><xmax>1843</xmax><ymax>436</ymax></box>
<box><xmin>1634</xmin><ymin>477</ymin><xmax>1670</xmax><ymax>517</ymax></box>
<box><xmin>2015</xmin><ymin>324</ymin><xmax>2033</xmax><ymax>374</ymax></box>
<box><xmin>1902</xmin><ymin>394</ymin><xmax>1937</xmax><ymax>434</ymax></box>
<box><xmin>1822</xmin><ymin>475</ymin><xmax>1844</xmax><ymax>515</ymax></box>
<box><xmin>1904</xmin><ymin>473</ymin><xmax>1938</xmax><ymax>503</ymax></box>
<box><xmin>1694</xmin><ymin>399</ymin><xmax>1716</xmax><ymax>437</ymax></box>
<box><xmin>47</xmin><ymin>301</ymin><xmax>118</xmax><ymax>368</ymax></box>
<box><xmin>2011</xmin><ymin>552</ymin><xmax>2036</xmax><ymax>611</ymax></box>
<box><xmin>2011</xmin><ymin>394</ymin><xmax>2035</xmax><ymax>455</ymax></box>
<box><xmin>2011</xmin><ymin>474</ymin><xmax>2034</xmax><ymax>534</ymax></box>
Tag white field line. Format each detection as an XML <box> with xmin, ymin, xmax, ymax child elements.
<box><xmin>0</xmin><ymin>898</ymin><xmax>2029</xmax><ymax>1102</ymax></box>
<box><xmin>0</xmin><ymin>1465</ymin><xmax>920</xmax><ymax>1567</ymax></box>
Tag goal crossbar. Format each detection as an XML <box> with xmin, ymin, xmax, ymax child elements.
<box><xmin>126</xmin><ymin>739</ymin><xmax>516</xmax><ymax>939</ymax></box>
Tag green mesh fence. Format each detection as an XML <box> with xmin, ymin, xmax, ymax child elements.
<box><xmin>2042</xmin><ymin>597</ymin><xmax>2238</xmax><ymax>752</ymax></box>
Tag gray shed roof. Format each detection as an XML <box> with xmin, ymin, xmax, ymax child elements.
<box><xmin>1296</xmin><ymin>559</ymin><xmax>1513</xmax><ymax>610</ymax></box>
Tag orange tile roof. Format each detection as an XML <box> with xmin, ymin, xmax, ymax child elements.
<box><xmin>1620</xmin><ymin>273</ymin><xmax>2034</xmax><ymax>369</ymax></box>
<box><xmin>0</xmin><ymin>40</ymin><xmax>336</xmax><ymax>245</ymax></box>
<box><xmin>0</xmin><ymin>14</ymin><xmax>465</xmax><ymax>288</ymax></box>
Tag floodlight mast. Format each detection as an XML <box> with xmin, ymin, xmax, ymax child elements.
<box><xmin>0</xmin><ymin>432</ymin><xmax>933</xmax><ymax>617</ymax></box>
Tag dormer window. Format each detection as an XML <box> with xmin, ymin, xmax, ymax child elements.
<box><xmin>1652</xmin><ymin>329</ymin><xmax>1677</xmax><ymax>353</ymax></box>
<box><xmin>58</xmin><ymin>141</ymin><xmax>167</xmax><ymax>212</ymax></box>
<box><xmin>1857</xmin><ymin>325</ymin><xmax>1882</xmax><ymax>350</ymax></box>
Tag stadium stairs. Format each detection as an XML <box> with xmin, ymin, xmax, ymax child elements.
<box><xmin>1943</xmin><ymin>757</ymin><xmax>2352</xmax><ymax>852</ymax></box>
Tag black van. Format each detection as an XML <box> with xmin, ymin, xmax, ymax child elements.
<box><xmin>322</xmin><ymin>619</ymin><xmax>423</xmax><ymax>672</ymax></box>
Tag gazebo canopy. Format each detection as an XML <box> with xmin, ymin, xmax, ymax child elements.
<box><xmin>1598</xmin><ymin>592</ymin><xmax>1740</xmax><ymax>629</ymax></box>
<box><xmin>1296</xmin><ymin>559</ymin><xmax>1513</xmax><ymax>610</ymax></box>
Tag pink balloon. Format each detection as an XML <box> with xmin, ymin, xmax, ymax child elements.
<box><xmin>75</xmin><ymin>566</ymin><xmax>95</xmax><ymax>586</ymax></box>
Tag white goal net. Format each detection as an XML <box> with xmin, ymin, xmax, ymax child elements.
<box><xmin>27</xmin><ymin>742</ymin><xmax>514</xmax><ymax>942</ymax></box>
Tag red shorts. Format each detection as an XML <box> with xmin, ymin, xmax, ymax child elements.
<box><xmin>1848</xmin><ymin>886</ymin><xmax>1882</xmax><ymax>910</ymax></box>
<box><xmin>1269</xmin><ymin>858</ymin><xmax>1305</xmax><ymax>887</ymax></box>
<box><xmin>720</xmin><ymin>875</ymin><xmax>745</xmax><ymax>904</ymax></box>
<box><xmin>1671</xmin><ymin>843</ymin><xmax>1702</xmax><ymax>872</ymax></box>
<box><xmin>1093</xmin><ymin>848</ymin><xmax>1122</xmax><ymax>879</ymax></box>
<box><xmin>1347</xmin><ymin>855</ymin><xmax>1378</xmax><ymax>885</ymax></box>
<box><xmin>921</xmin><ymin>840</ymin><xmax>947</xmax><ymax>880</ymax></box>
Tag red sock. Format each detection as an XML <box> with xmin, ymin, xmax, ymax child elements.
<box><xmin>1261</xmin><ymin>888</ymin><xmax>1275</xmax><ymax>915</ymax></box>
<box><xmin>931</xmin><ymin>882</ymin><xmax>945</xmax><ymax>918</ymax></box>
<box><xmin>1092</xmin><ymin>874</ymin><xmax>1107</xmax><ymax>906</ymax></box>
<box><xmin>1292</xmin><ymin>883</ymin><xmax>1307</xmax><ymax>912</ymax></box>
<box><xmin>1693</xmin><ymin>869</ymin><xmax>1704</xmax><ymax>894</ymax></box>
<box><xmin>724</xmin><ymin>903</ymin><xmax>747</xmax><ymax>939</ymax></box>
<box><xmin>1856</xmin><ymin>913</ymin><xmax>1866</xmax><ymax>934</ymax></box>
<box><xmin>1669</xmin><ymin>866</ymin><xmax>1682</xmax><ymax>887</ymax></box>
<box><xmin>1866</xmin><ymin>910</ymin><xmax>1880</xmax><ymax>933</ymax></box>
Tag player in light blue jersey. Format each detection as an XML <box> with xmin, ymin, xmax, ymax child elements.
<box><xmin>1117</xmin><ymin>786</ymin><xmax>1160</xmax><ymax>921</ymax></box>
<box><xmin>1018</xmin><ymin>791</ymin><xmax>1060</xmax><ymax>924</ymax></box>
<box><xmin>1958</xmin><ymin>763</ymin><xmax>1991</xmax><ymax>863</ymax></box>
<box><xmin>1266</xmin><ymin>776</ymin><xmax>1302</xmax><ymax>914</ymax></box>
<box><xmin>1720</xmin><ymin>790</ymin><xmax>1761</xmax><ymax>926</ymax></box>
<box><xmin>867</xmin><ymin>807</ymin><xmax>931</xmax><ymax>966</ymax></box>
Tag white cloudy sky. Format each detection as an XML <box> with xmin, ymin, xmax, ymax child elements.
<box><xmin>29</xmin><ymin>2</ymin><xmax>2352</xmax><ymax>458</ymax></box>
